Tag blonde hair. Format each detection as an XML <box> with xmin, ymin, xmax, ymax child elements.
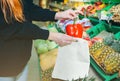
<box><xmin>0</xmin><ymin>0</ymin><xmax>25</xmax><ymax>23</ymax></box>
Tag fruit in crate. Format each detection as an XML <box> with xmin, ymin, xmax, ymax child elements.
<box><xmin>101</xmin><ymin>53</ymin><xmax>120</xmax><ymax>74</ymax></box>
<box><xmin>90</xmin><ymin>34</ymin><xmax>120</xmax><ymax>74</ymax></box>
<box><xmin>103</xmin><ymin>33</ymin><xmax>114</xmax><ymax>46</ymax></box>
<box><xmin>103</xmin><ymin>33</ymin><xmax>120</xmax><ymax>53</ymax></box>
<box><xmin>110</xmin><ymin>4</ymin><xmax>120</xmax><ymax>23</ymax></box>
<box><xmin>94</xmin><ymin>1</ymin><xmax>106</xmax><ymax>10</ymax></box>
<box><xmin>99</xmin><ymin>3</ymin><xmax>106</xmax><ymax>9</ymax></box>
<box><xmin>90</xmin><ymin>42</ymin><xmax>104</xmax><ymax>55</ymax></box>
<box><xmin>83</xmin><ymin>35</ymin><xmax>103</xmax><ymax>47</ymax></box>
<box><xmin>89</xmin><ymin>7</ymin><xmax>96</xmax><ymax>14</ymax></box>
<box><xmin>94</xmin><ymin>1</ymin><xmax>102</xmax><ymax>6</ymax></box>
<box><xmin>79</xmin><ymin>2</ymin><xmax>106</xmax><ymax>16</ymax></box>
<box><xmin>97</xmin><ymin>46</ymin><xmax>115</xmax><ymax>64</ymax></box>
<box><xmin>86</xmin><ymin>5</ymin><xmax>94</xmax><ymax>12</ymax></box>
<box><xmin>81</xmin><ymin>7</ymin><xmax>85</xmax><ymax>12</ymax></box>
<box><xmin>111</xmin><ymin>40</ymin><xmax>120</xmax><ymax>53</ymax></box>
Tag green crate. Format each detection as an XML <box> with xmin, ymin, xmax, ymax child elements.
<box><xmin>90</xmin><ymin>57</ymin><xmax>119</xmax><ymax>81</ymax></box>
<box><xmin>114</xmin><ymin>32</ymin><xmax>120</xmax><ymax>40</ymax></box>
<box><xmin>88</xmin><ymin>17</ymin><xmax>99</xmax><ymax>25</ymax></box>
<box><xmin>110</xmin><ymin>26</ymin><xmax>120</xmax><ymax>33</ymax></box>
<box><xmin>87</xmin><ymin>16</ymin><xmax>120</xmax><ymax>34</ymax></box>
<box><xmin>79</xmin><ymin>15</ymin><xmax>84</xmax><ymax>19</ymax></box>
<box><xmin>79</xmin><ymin>15</ymin><xmax>99</xmax><ymax>26</ymax></box>
<box><xmin>87</xmin><ymin>20</ymin><xmax>119</xmax><ymax>81</ymax></box>
<box><xmin>103</xmin><ymin>21</ymin><xmax>120</xmax><ymax>34</ymax></box>
<box><xmin>102</xmin><ymin>0</ymin><xmax>120</xmax><ymax>3</ymax></box>
<box><xmin>101</xmin><ymin>4</ymin><xmax>114</xmax><ymax>11</ymax></box>
<box><xmin>86</xmin><ymin>22</ymin><xmax>106</xmax><ymax>38</ymax></box>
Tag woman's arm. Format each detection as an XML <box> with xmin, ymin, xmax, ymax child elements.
<box><xmin>24</xmin><ymin>0</ymin><xmax>82</xmax><ymax>21</ymax></box>
<box><xmin>0</xmin><ymin>22</ymin><xmax>76</xmax><ymax>46</ymax></box>
<box><xmin>25</xmin><ymin>0</ymin><xmax>56</xmax><ymax>21</ymax></box>
<box><xmin>0</xmin><ymin>22</ymin><xmax>49</xmax><ymax>40</ymax></box>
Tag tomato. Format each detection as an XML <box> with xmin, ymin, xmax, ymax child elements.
<box><xmin>66</xmin><ymin>24</ymin><xmax>83</xmax><ymax>38</ymax></box>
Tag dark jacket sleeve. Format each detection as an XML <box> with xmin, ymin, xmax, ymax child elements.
<box><xmin>0</xmin><ymin>22</ymin><xmax>49</xmax><ymax>40</ymax></box>
<box><xmin>0</xmin><ymin>0</ymin><xmax>57</xmax><ymax>40</ymax></box>
<box><xmin>25</xmin><ymin>0</ymin><xmax>57</xmax><ymax>21</ymax></box>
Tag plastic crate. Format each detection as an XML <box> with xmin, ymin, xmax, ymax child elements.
<box><xmin>102</xmin><ymin>0</ymin><xmax>120</xmax><ymax>3</ymax></box>
<box><xmin>87</xmin><ymin>22</ymin><xmax>120</xmax><ymax>81</ymax></box>
<box><xmin>88</xmin><ymin>17</ymin><xmax>99</xmax><ymax>25</ymax></box>
<box><xmin>114</xmin><ymin>32</ymin><xmax>120</xmax><ymax>40</ymax></box>
<box><xmin>85</xmin><ymin>17</ymin><xmax>120</xmax><ymax>37</ymax></box>
<box><xmin>103</xmin><ymin>21</ymin><xmax>120</xmax><ymax>34</ymax></box>
<box><xmin>79</xmin><ymin>15</ymin><xmax>99</xmax><ymax>26</ymax></box>
<box><xmin>86</xmin><ymin>22</ymin><xmax>106</xmax><ymax>38</ymax></box>
<box><xmin>101</xmin><ymin>4</ymin><xmax>114</xmax><ymax>11</ymax></box>
<box><xmin>90</xmin><ymin>57</ymin><xmax>119</xmax><ymax>81</ymax></box>
<box><xmin>89</xmin><ymin>0</ymin><xmax>120</xmax><ymax>3</ymax></box>
<box><xmin>110</xmin><ymin>25</ymin><xmax>120</xmax><ymax>33</ymax></box>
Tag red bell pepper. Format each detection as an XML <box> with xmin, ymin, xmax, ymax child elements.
<box><xmin>66</xmin><ymin>23</ymin><xmax>83</xmax><ymax>38</ymax></box>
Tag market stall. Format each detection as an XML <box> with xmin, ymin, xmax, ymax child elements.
<box><xmin>35</xmin><ymin>0</ymin><xmax>120</xmax><ymax>81</ymax></box>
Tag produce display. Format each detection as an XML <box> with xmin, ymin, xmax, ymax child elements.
<box><xmin>103</xmin><ymin>33</ymin><xmax>114</xmax><ymax>46</ymax></box>
<box><xmin>35</xmin><ymin>1</ymin><xmax>120</xmax><ymax>81</ymax></box>
<box><xmin>78</xmin><ymin>1</ymin><xmax>106</xmax><ymax>16</ymax></box>
<box><xmin>102</xmin><ymin>52</ymin><xmax>120</xmax><ymax>74</ymax></box>
<box><xmin>90</xmin><ymin>33</ymin><xmax>120</xmax><ymax>74</ymax></box>
<box><xmin>103</xmin><ymin>33</ymin><xmax>120</xmax><ymax>53</ymax></box>
<box><xmin>40</xmin><ymin>48</ymin><xmax>58</xmax><ymax>81</ymax></box>
<box><xmin>34</xmin><ymin>24</ymin><xmax>58</xmax><ymax>55</ymax></box>
<box><xmin>42</xmin><ymin>68</ymin><xmax>53</xmax><ymax>81</ymax></box>
<box><xmin>34</xmin><ymin>39</ymin><xmax>58</xmax><ymax>55</ymax></box>
<box><xmin>110</xmin><ymin>4</ymin><xmax>120</xmax><ymax>23</ymax></box>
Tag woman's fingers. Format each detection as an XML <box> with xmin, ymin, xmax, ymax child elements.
<box><xmin>55</xmin><ymin>9</ymin><xmax>82</xmax><ymax>20</ymax></box>
<box><xmin>48</xmin><ymin>32</ymin><xmax>77</xmax><ymax>46</ymax></box>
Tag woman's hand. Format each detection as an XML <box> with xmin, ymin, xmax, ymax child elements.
<box><xmin>55</xmin><ymin>9</ymin><xmax>83</xmax><ymax>20</ymax></box>
<box><xmin>48</xmin><ymin>32</ymin><xmax>76</xmax><ymax>46</ymax></box>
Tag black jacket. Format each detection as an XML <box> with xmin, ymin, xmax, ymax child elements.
<box><xmin>0</xmin><ymin>0</ymin><xmax>56</xmax><ymax>76</ymax></box>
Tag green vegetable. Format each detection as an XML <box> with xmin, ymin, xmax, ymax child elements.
<box><xmin>46</xmin><ymin>40</ymin><xmax>58</xmax><ymax>50</ymax></box>
<box><xmin>34</xmin><ymin>39</ymin><xmax>46</xmax><ymax>48</ymax></box>
<box><xmin>34</xmin><ymin>39</ymin><xmax>58</xmax><ymax>55</ymax></box>
<box><xmin>37</xmin><ymin>43</ymin><xmax>48</xmax><ymax>55</ymax></box>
